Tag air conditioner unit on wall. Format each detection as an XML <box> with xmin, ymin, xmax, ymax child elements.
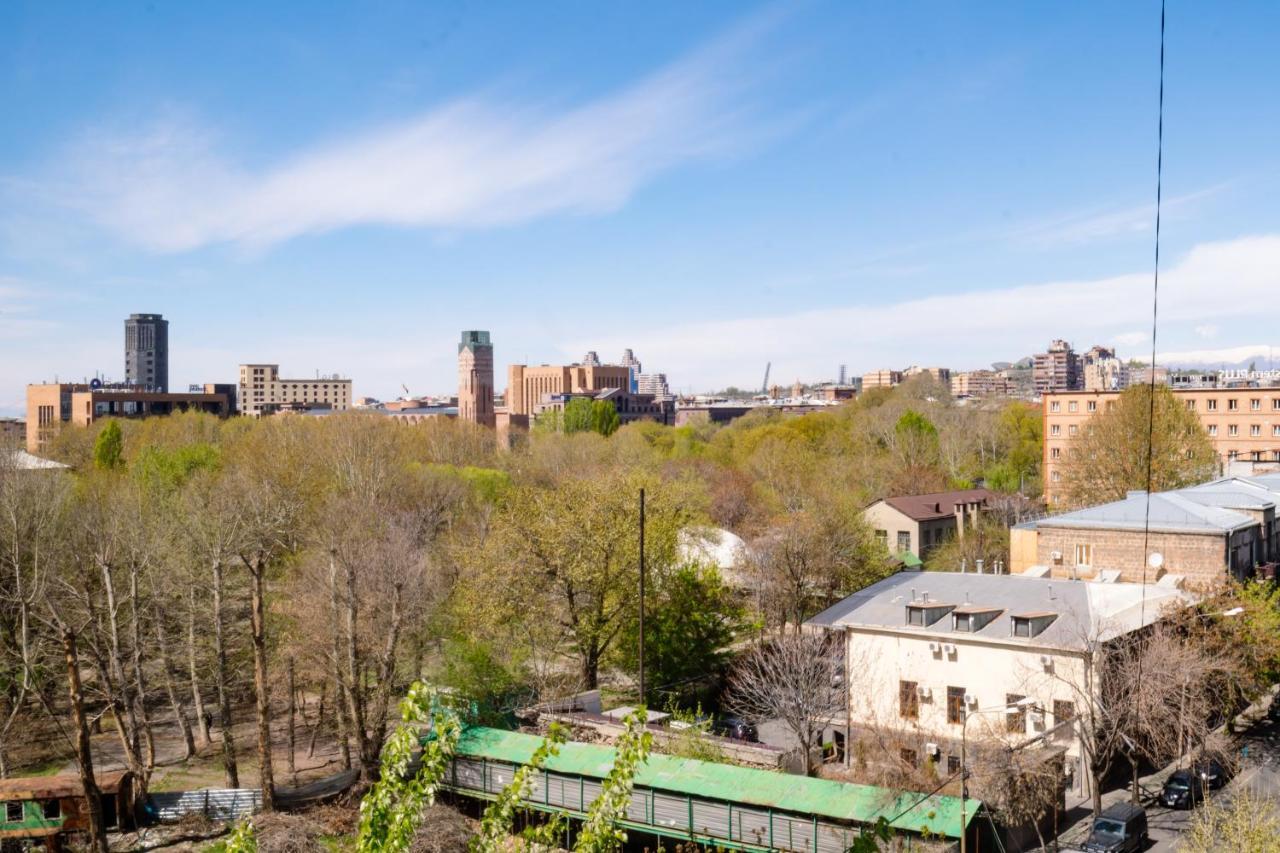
<box><xmin>924</xmin><ymin>742</ymin><xmax>940</xmax><ymax>757</ymax></box>
<box><xmin>1039</xmin><ymin>654</ymin><xmax>1053</xmax><ymax>669</ymax></box>
<box><xmin>928</xmin><ymin>641</ymin><xmax>941</xmax><ymax>654</ymax></box>
<box><xmin>916</xmin><ymin>685</ymin><xmax>932</xmax><ymax>700</ymax></box>
<box><xmin>963</xmin><ymin>693</ymin><xmax>977</xmax><ymax>706</ymax></box>
<box><xmin>943</xmin><ymin>643</ymin><xmax>957</xmax><ymax>655</ymax></box>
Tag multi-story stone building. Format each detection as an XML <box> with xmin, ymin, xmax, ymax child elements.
<box><xmin>1042</xmin><ymin>388</ymin><xmax>1280</xmax><ymax>502</ymax></box>
<box><xmin>457</xmin><ymin>331</ymin><xmax>495</xmax><ymax>428</ymax></box>
<box><xmin>237</xmin><ymin>364</ymin><xmax>352</xmax><ymax>417</ymax></box>
<box><xmin>949</xmin><ymin>370</ymin><xmax>1012</xmax><ymax>398</ymax></box>
<box><xmin>635</xmin><ymin>372</ymin><xmax>671</xmax><ymax>400</ymax></box>
<box><xmin>506</xmin><ymin>362</ymin><xmax>630</xmax><ymax>418</ymax></box>
<box><xmin>124</xmin><ymin>313</ymin><xmax>169</xmax><ymax>391</ymax></box>
<box><xmin>1033</xmin><ymin>340</ymin><xmax>1080</xmax><ymax>394</ymax></box>
<box><xmin>904</xmin><ymin>366</ymin><xmax>951</xmax><ymax>386</ymax></box>
<box><xmin>533</xmin><ymin>387</ymin><xmax>673</xmax><ymax>427</ymax></box>
<box><xmin>862</xmin><ymin>369</ymin><xmax>903</xmax><ymax>391</ymax></box>
<box><xmin>26</xmin><ymin>383</ymin><xmax>230</xmax><ymax>453</ymax></box>
<box><xmin>806</xmin><ymin>571</ymin><xmax>1187</xmax><ymax>799</ymax></box>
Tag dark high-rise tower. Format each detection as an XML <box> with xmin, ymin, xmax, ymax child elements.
<box><xmin>125</xmin><ymin>313</ymin><xmax>169</xmax><ymax>391</ymax></box>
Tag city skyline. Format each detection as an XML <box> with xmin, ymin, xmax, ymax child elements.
<box><xmin>4</xmin><ymin>2</ymin><xmax>1280</xmax><ymax>413</ymax></box>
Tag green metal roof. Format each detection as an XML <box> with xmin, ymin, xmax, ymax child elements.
<box><xmin>454</xmin><ymin>726</ymin><xmax>976</xmax><ymax>838</ymax></box>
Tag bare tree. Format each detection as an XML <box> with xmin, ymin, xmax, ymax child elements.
<box><xmin>726</xmin><ymin>631</ymin><xmax>843</xmax><ymax>775</ymax></box>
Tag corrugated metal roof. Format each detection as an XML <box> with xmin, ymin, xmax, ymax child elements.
<box><xmin>1035</xmin><ymin>491</ymin><xmax>1254</xmax><ymax>534</ymax></box>
<box><xmin>454</xmin><ymin>726</ymin><xmax>973</xmax><ymax>837</ymax></box>
<box><xmin>805</xmin><ymin>571</ymin><xmax>1187</xmax><ymax>649</ymax></box>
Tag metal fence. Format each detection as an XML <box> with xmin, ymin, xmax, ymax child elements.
<box><xmin>150</xmin><ymin>788</ymin><xmax>262</xmax><ymax>823</ymax></box>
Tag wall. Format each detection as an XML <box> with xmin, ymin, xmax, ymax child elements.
<box><xmin>1032</xmin><ymin>525</ymin><xmax>1231</xmax><ymax>588</ymax></box>
<box><xmin>842</xmin><ymin>627</ymin><xmax>1089</xmax><ymax>793</ymax></box>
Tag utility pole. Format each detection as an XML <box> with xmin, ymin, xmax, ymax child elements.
<box><xmin>638</xmin><ymin>488</ymin><xmax>646</xmax><ymax>706</ymax></box>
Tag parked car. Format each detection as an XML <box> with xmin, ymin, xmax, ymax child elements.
<box><xmin>1161</xmin><ymin>769</ymin><xmax>1206</xmax><ymax>809</ymax></box>
<box><xmin>713</xmin><ymin>716</ymin><xmax>758</xmax><ymax>742</ymax></box>
<box><xmin>1193</xmin><ymin>755</ymin><xmax>1232</xmax><ymax>789</ymax></box>
<box><xmin>1081</xmin><ymin>802</ymin><xmax>1148</xmax><ymax>853</ymax></box>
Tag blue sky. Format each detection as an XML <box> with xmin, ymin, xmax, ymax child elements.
<box><xmin>3</xmin><ymin>1</ymin><xmax>1280</xmax><ymax>412</ymax></box>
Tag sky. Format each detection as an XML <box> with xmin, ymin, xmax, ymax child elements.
<box><xmin>3</xmin><ymin>1</ymin><xmax>1280</xmax><ymax>413</ymax></box>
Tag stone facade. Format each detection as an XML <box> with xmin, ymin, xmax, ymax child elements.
<box><xmin>457</xmin><ymin>331</ymin><xmax>495</xmax><ymax>428</ymax></box>
<box><xmin>237</xmin><ymin>364</ymin><xmax>351</xmax><ymax>417</ymax></box>
<box><xmin>1029</xmin><ymin>525</ymin><xmax>1238</xmax><ymax>589</ymax></box>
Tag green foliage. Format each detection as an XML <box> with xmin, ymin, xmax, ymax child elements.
<box><xmin>562</xmin><ymin>398</ymin><xmax>620</xmax><ymax>437</ymax></box>
<box><xmin>356</xmin><ymin>682</ymin><xmax>462</xmax><ymax>853</ymax></box>
<box><xmin>661</xmin><ymin>703</ymin><xmax>725</xmax><ymax>763</ymax></box>
<box><xmin>132</xmin><ymin>443</ymin><xmax>220</xmax><ymax>490</ymax></box>
<box><xmin>613</xmin><ymin>564</ymin><xmax>751</xmax><ymax>704</ymax></box>
<box><xmin>471</xmin><ymin>724</ymin><xmax>568</xmax><ymax>852</ymax></box>
<box><xmin>894</xmin><ymin>410</ymin><xmax>937</xmax><ymax>441</ymax></box>
<box><xmin>996</xmin><ymin>402</ymin><xmax>1042</xmax><ymax>488</ymax></box>
<box><xmin>435</xmin><ymin>638</ymin><xmax>525</xmax><ymax>726</ymax></box>
<box><xmin>574</xmin><ymin>708</ymin><xmax>653</xmax><ymax>852</ymax></box>
<box><xmin>846</xmin><ymin>817</ymin><xmax>892</xmax><ymax>853</ymax></box>
<box><xmin>224</xmin><ymin>818</ymin><xmax>258</xmax><ymax>853</ymax></box>
<box><xmin>92</xmin><ymin>421</ymin><xmax>124</xmax><ymax>470</ymax></box>
<box><xmin>442</xmin><ymin>465</ymin><xmax>512</xmax><ymax>504</ymax></box>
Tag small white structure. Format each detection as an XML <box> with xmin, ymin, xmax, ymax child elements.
<box><xmin>4</xmin><ymin>450</ymin><xmax>69</xmax><ymax>471</ymax></box>
<box><xmin>677</xmin><ymin>527</ymin><xmax>749</xmax><ymax>587</ymax></box>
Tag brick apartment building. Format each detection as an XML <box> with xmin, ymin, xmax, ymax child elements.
<box><xmin>1033</xmin><ymin>340</ymin><xmax>1080</xmax><ymax>394</ymax></box>
<box><xmin>1042</xmin><ymin>387</ymin><xmax>1280</xmax><ymax>504</ymax></box>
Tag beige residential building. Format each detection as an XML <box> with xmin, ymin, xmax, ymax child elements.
<box><xmin>862</xmin><ymin>369</ymin><xmax>903</xmax><ymax>391</ymax></box>
<box><xmin>506</xmin><ymin>362</ymin><xmax>630</xmax><ymax>418</ymax></box>
<box><xmin>904</xmin><ymin>366</ymin><xmax>951</xmax><ymax>386</ymax></box>
<box><xmin>949</xmin><ymin>370</ymin><xmax>1012</xmax><ymax>398</ymax></box>
<box><xmin>237</xmin><ymin>364</ymin><xmax>352</xmax><ymax>417</ymax></box>
<box><xmin>806</xmin><ymin>571</ymin><xmax>1188</xmax><ymax>798</ymax></box>
<box><xmin>457</xmin><ymin>331</ymin><xmax>495</xmax><ymax>428</ymax></box>
<box><xmin>1033</xmin><ymin>340</ymin><xmax>1080</xmax><ymax>394</ymax></box>
<box><xmin>1042</xmin><ymin>388</ymin><xmax>1280</xmax><ymax>504</ymax></box>
<box><xmin>864</xmin><ymin>489</ymin><xmax>993</xmax><ymax>561</ymax></box>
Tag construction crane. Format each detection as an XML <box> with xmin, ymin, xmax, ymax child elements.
<box><xmin>401</xmin><ymin>383</ymin><xmax>411</xmax><ymax>398</ymax></box>
<box><xmin>761</xmin><ymin>362</ymin><xmax>771</xmax><ymax>394</ymax></box>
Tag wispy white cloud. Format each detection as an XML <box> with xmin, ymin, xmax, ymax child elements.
<box><xmin>34</xmin><ymin>16</ymin><xmax>780</xmax><ymax>254</ymax></box>
<box><xmin>1193</xmin><ymin>324</ymin><xmax>1219</xmax><ymax>339</ymax></box>
<box><xmin>568</xmin><ymin>234</ymin><xmax>1280</xmax><ymax>388</ymax></box>
<box><xmin>1007</xmin><ymin>184</ymin><xmax>1230</xmax><ymax>248</ymax></box>
<box><xmin>1158</xmin><ymin>344</ymin><xmax>1280</xmax><ymax>367</ymax></box>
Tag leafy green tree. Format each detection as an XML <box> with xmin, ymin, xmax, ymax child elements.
<box><xmin>92</xmin><ymin>421</ymin><xmax>124</xmax><ymax>470</ymax></box>
<box><xmin>1183</xmin><ymin>789</ymin><xmax>1280</xmax><ymax>853</ymax></box>
<box><xmin>357</xmin><ymin>682</ymin><xmax>462</xmax><ymax>853</ymax></box>
<box><xmin>562</xmin><ymin>397</ymin><xmax>595</xmax><ymax>434</ymax></box>
<box><xmin>589</xmin><ymin>400</ymin><xmax>621</xmax><ymax>437</ymax></box>
<box><xmin>224</xmin><ymin>818</ymin><xmax>258</xmax><ymax>853</ymax></box>
<box><xmin>996</xmin><ymin>402</ymin><xmax>1042</xmax><ymax>490</ymax></box>
<box><xmin>1059</xmin><ymin>384</ymin><xmax>1216</xmax><ymax>508</ymax></box>
<box><xmin>613</xmin><ymin>564</ymin><xmax>751</xmax><ymax>703</ymax></box>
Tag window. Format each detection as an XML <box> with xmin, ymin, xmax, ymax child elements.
<box><xmin>947</xmin><ymin>687</ymin><xmax>967</xmax><ymax>724</ymax></box>
<box><xmin>1273</xmin><ymin>425</ymin><xmax>1280</xmax><ymax>437</ymax></box>
<box><xmin>900</xmin><ymin>748</ymin><xmax>917</xmax><ymax>768</ymax></box>
<box><xmin>1251</xmin><ymin>398</ymin><xmax>1261</xmax><ymax>411</ymax></box>
<box><xmin>1051</xmin><ymin>471</ymin><xmax>1061</xmax><ymax>482</ymax></box>
<box><xmin>1274</xmin><ymin>399</ymin><xmax>1280</xmax><ymax>411</ymax></box>
<box><xmin>1050</xmin><ymin>425</ymin><xmax>1061</xmax><ymax>436</ymax></box>
<box><xmin>1054</xmin><ymin>700</ymin><xmax>1076</xmax><ymax>727</ymax></box>
<box><xmin>875</xmin><ymin>530</ymin><xmax>887</xmax><ymax>548</ymax></box>
<box><xmin>947</xmin><ymin>755</ymin><xmax>961</xmax><ymax>775</ymax></box>
<box><xmin>1229</xmin><ymin>424</ymin><xmax>1239</xmax><ymax>437</ymax></box>
<box><xmin>1208</xmin><ymin>425</ymin><xmax>1218</xmax><ymax>437</ymax></box>
<box><xmin>1051</xmin><ymin>447</ymin><xmax>1061</xmax><ymax>459</ymax></box>
<box><xmin>1251</xmin><ymin>425</ymin><xmax>1261</xmax><ymax>437</ymax></box>
<box><xmin>1228</xmin><ymin>398</ymin><xmax>1239</xmax><ymax>411</ymax></box>
<box><xmin>897</xmin><ymin>531</ymin><xmax>911</xmax><ymax>552</ymax></box>
<box><xmin>1087</xmin><ymin>400</ymin><xmax>1097</xmax><ymax>412</ymax></box>
<box><xmin>899</xmin><ymin>680</ymin><xmax>919</xmax><ymax>719</ymax></box>
<box><xmin>5</xmin><ymin>801</ymin><xmax>20</xmax><ymax>822</ymax></box>
<box><xmin>1186</xmin><ymin>400</ymin><xmax>1196</xmax><ymax>411</ymax></box>
<box><xmin>1075</xmin><ymin>544</ymin><xmax>1092</xmax><ymax>567</ymax></box>
<box><xmin>1105</xmin><ymin>401</ymin><xmax>1115</xmax><ymax>411</ymax></box>
<box><xmin>1068</xmin><ymin>424</ymin><xmax>1078</xmax><ymax>436</ymax></box>
<box><xmin>1006</xmin><ymin>694</ymin><xmax>1027</xmax><ymax>733</ymax></box>
<box><xmin>1207</xmin><ymin>399</ymin><xmax>1218</xmax><ymax>411</ymax></box>
<box><xmin>1050</xmin><ymin>401</ymin><xmax>1061</xmax><ymax>413</ymax></box>
<box><xmin>1068</xmin><ymin>401</ymin><xmax>1078</xmax><ymax>413</ymax></box>
<box><xmin>42</xmin><ymin>801</ymin><xmax>59</xmax><ymax>820</ymax></box>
